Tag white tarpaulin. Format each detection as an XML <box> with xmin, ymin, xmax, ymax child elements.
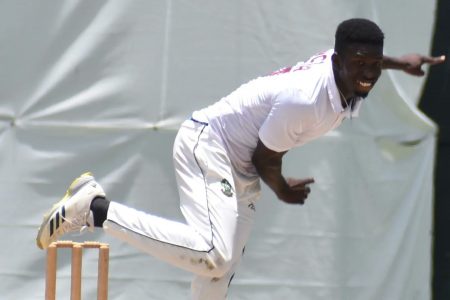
<box><xmin>0</xmin><ymin>1</ymin><xmax>436</xmax><ymax>299</ymax></box>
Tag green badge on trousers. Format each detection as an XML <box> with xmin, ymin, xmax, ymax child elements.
<box><xmin>220</xmin><ymin>179</ymin><xmax>233</xmax><ymax>197</ymax></box>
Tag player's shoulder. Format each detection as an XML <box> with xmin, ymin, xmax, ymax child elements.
<box><xmin>290</xmin><ymin>49</ymin><xmax>334</xmax><ymax>72</ymax></box>
<box><xmin>274</xmin><ymin>87</ymin><xmax>317</xmax><ymax>109</ymax></box>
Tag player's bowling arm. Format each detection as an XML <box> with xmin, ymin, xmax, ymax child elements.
<box><xmin>252</xmin><ymin>139</ymin><xmax>312</xmax><ymax>205</ymax></box>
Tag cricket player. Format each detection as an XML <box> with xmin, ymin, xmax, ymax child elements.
<box><xmin>36</xmin><ymin>18</ymin><xmax>445</xmax><ymax>299</ymax></box>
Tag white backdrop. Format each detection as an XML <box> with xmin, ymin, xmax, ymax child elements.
<box><xmin>0</xmin><ymin>1</ymin><xmax>437</xmax><ymax>299</ymax></box>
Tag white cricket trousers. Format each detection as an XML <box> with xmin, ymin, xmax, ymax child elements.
<box><xmin>103</xmin><ymin>116</ymin><xmax>261</xmax><ymax>299</ymax></box>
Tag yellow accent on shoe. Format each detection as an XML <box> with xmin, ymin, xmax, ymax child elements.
<box><xmin>36</xmin><ymin>172</ymin><xmax>97</xmax><ymax>250</ymax></box>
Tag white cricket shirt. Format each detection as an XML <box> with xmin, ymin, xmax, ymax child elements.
<box><xmin>195</xmin><ymin>49</ymin><xmax>362</xmax><ymax>176</ymax></box>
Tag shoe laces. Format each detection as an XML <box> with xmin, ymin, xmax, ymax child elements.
<box><xmin>60</xmin><ymin>211</ymin><xmax>94</xmax><ymax>234</ymax></box>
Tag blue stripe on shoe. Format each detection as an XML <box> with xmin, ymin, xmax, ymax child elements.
<box><xmin>61</xmin><ymin>206</ymin><xmax>65</xmax><ymax>223</ymax></box>
<box><xmin>50</xmin><ymin>219</ymin><xmax>54</xmax><ymax>237</ymax></box>
<box><xmin>55</xmin><ymin>212</ymin><xmax>60</xmax><ymax>230</ymax></box>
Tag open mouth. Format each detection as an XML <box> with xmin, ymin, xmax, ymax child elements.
<box><xmin>357</xmin><ymin>80</ymin><xmax>373</xmax><ymax>88</ymax></box>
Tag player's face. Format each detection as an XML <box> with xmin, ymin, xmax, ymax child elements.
<box><xmin>335</xmin><ymin>43</ymin><xmax>383</xmax><ymax>98</ymax></box>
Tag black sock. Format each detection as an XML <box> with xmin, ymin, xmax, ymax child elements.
<box><xmin>90</xmin><ymin>197</ymin><xmax>110</xmax><ymax>227</ymax></box>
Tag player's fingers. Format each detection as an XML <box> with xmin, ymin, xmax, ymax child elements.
<box><xmin>406</xmin><ymin>67</ymin><xmax>425</xmax><ymax>77</ymax></box>
<box><xmin>424</xmin><ymin>55</ymin><xmax>446</xmax><ymax>65</ymax></box>
<box><xmin>414</xmin><ymin>69</ymin><xmax>425</xmax><ymax>76</ymax></box>
<box><xmin>286</xmin><ymin>177</ymin><xmax>315</xmax><ymax>188</ymax></box>
<box><xmin>299</xmin><ymin>177</ymin><xmax>315</xmax><ymax>185</ymax></box>
<box><xmin>291</xmin><ymin>183</ymin><xmax>313</xmax><ymax>190</ymax></box>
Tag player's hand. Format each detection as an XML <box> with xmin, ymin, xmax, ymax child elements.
<box><xmin>399</xmin><ymin>54</ymin><xmax>445</xmax><ymax>76</ymax></box>
<box><xmin>278</xmin><ymin>177</ymin><xmax>315</xmax><ymax>205</ymax></box>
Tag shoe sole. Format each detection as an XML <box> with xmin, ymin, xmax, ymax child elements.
<box><xmin>36</xmin><ymin>172</ymin><xmax>93</xmax><ymax>249</ymax></box>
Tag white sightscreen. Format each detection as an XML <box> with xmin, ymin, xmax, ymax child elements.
<box><xmin>0</xmin><ymin>1</ymin><xmax>436</xmax><ymax>299</ymax></box>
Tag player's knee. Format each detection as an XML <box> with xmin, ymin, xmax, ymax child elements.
<box><xmin>200</xmin><ymin>250</ymin><xmax>234</xmax><ymax>278</ymax></box>
<box><xmin>207</xmin><ymin>258</ymin><xmax>233</xmax><ymax>278</ymax></box>
<box><xmin>198</xmin><ymin>246</ymin><xmax>238</xmax><ymax>277</ymax></box>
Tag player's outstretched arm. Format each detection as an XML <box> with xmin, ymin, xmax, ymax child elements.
<box><xmin>251</xmin><ymin>139</ymin><xmax>314</xmax><ymax>205</ymax></box>
<box><xmin>382</xmin><ymin>54</ymin><xmax>446</xmax><ymax>76</ymax></box>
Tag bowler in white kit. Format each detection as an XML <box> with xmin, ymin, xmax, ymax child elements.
<box><xmin>36</xmin><ymin>18</ymin><xmax>445</xmax><ymax>299</ymax></box>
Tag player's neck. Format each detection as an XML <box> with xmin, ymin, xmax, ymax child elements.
<box><xmin>332</xmin><ymin>70</ymin><xmax>352</xmax><ymax>109</ymax></box>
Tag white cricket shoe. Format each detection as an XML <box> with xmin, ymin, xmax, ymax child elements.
<box><xmin>36</xmin><ymin>172</ymin><xmax>105</xmax><ymax>249</ymax></box>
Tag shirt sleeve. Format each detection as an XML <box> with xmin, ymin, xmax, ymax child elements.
<box><xmin>258</xmin><ymin>89</ymin><xmax>316</xmax><ymax>152</ymax></box>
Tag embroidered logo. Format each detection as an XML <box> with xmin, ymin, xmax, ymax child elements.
<box><xmin>220</xmin><ymin>179</ymin><xmax>233</xmax><ymax>197</ymax></box>
<box><xmin>248</xmin><ymin>203</ymin><xmax>256</xmax><ymax>211</ymax></box>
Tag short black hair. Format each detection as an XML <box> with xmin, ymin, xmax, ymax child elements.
<box><xmin>334</xmin><ymin>18</ymin><xmax>384</xmax><ymax>54</ymax></box>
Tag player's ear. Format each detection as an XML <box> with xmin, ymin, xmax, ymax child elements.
<box><xmin>332</xmin><ymin>52</ymin><xmax>341</xmax><ymax>67</ymax></box>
